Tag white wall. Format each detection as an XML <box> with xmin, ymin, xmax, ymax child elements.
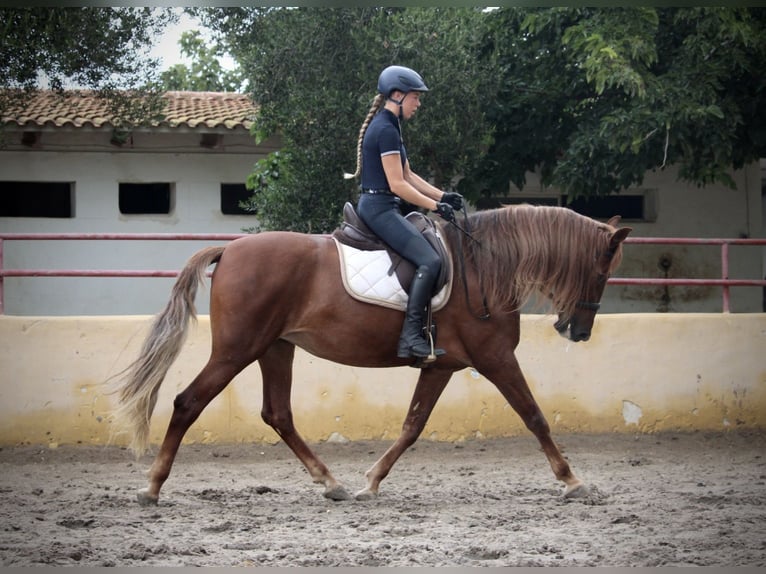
<box><xmin>1</xmin><ymin>149</ymin><xmax>261</xmax><ymax>315</ymax></box>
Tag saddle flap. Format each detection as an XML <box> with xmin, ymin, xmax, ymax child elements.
<box><xmin>334</xmin><ymin>239</ymin><xmax>453</xmax><ymax>313</ymax></box>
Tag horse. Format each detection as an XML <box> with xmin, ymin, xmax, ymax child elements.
<box><xmin>114</xmin><ymin>203</ymin><xmax>631</xmax><ymax>506</ymax></box>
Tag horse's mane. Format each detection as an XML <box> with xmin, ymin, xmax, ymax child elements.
<box><xmin>444</xmin><ymin>204</ymin><xmax>624</xmax><ymax>316</ymax></box>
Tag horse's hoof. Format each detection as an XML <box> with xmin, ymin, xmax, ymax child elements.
<box><xmin>323</xmin><ymin>485</ymin><xmax>351</xmax><ymax>501</ymax></box>
<box><xmin>137</xmin><ymin>488</ymin><xmax>159</xmax><ymax>506</ymax></box>
<box><xmin>563</xmin><ymin>483</ymin><xmax>590</xmax><ymax>499</ymax></box>
<box><xmin>354</xmin><ymin>488</ymin><xmax>377</xmax><ymax>501</ymax></box>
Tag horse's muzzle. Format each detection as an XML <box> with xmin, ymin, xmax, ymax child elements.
<box><xmin>570</xmin><ymin>328</ymin><xmax>591</xmax><ymax>342</ymax></box>
<box><xmin>553</xmin><ymin>315</ymin><xmax>591</xmax><ymax>342</ymax></box>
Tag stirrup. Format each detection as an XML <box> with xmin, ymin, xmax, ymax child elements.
<box><xmin>397</xmin><ymin>331</ymin><xmax>445</xmax><ymax>363</ymax></box>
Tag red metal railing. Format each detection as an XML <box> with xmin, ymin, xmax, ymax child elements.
<box><xmin>609</xmin><ymin>237</ymin><xmax>766</xmax><ymax>312</ymax></box>
<box><xmin>0</xmin><ymin>233</ymin><xmax>764</xmax><ymax>314</ymax></box>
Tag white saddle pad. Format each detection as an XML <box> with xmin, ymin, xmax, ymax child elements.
<box><xmin>333</xmin><ymin>237</ymin><xmax>452</xmax><ymax>312</ymax></box>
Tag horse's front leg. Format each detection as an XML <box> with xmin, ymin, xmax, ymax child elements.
<box><xmin>259</xmin><ymin>340</ymin><xmax>351</xmax><ymax>501</ymax></box>
<box><xmin>356</xmin><ymin>367</ymin><xmax>452</xmax><ymax>500</ymax></box>
<box><xmin>476</xmin><ymin>355</ymin><xmax>588</xmax><ymax>498</ymax></box>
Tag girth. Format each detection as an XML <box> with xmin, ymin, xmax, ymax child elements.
<box><xmin>331</xmin><ymin>202</ymin><xmax>451</xmax><ymax>296</ymax></box>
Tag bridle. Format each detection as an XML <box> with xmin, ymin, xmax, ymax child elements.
<box><xmin>556</xmin><ymin>268</ymin><xmax>610</xmax><ymax>332</ymax></box>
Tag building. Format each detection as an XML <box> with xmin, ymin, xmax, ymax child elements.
<box><xmin>1</xmin><ymin>90</ymin><xmax>763</xmax><ymax>315</ymax></box>
<box><xmin>1</xmin><ymin>90</ymin><xmax>278</xmax><ymax>315</ymax></box>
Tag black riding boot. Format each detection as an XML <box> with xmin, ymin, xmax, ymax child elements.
<box><xmin>397</xmin><ymin>265</ymin><xmax>445</xmax><ymax>360</ymax></box>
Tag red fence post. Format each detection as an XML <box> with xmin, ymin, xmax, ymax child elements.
<box><xmin>0</xmin><ymin>238</ymin><xmax>4</xmax><ymax>315</ymax></box>
<box><xmin>722</xmin><ymin>242</ymin><xmax>730</xmax><ymax>313</ymax></box>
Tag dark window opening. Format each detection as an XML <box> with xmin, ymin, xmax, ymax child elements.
<box><xmin>0</xmin><ymin>181</ymin><xmax>74</xmax><ymax>218</ymax></box>
<box><xmin>476</xmin><ymin>192</ymin><xmax>651</xmax><ymax>221</ymax></box>
<box><xmin>563</xmin><ymin>194</ymin><xmax>645</xmax><ymax>220</ymax></box>
<box><xmin>221</xmin><ymin>183</ymin><xmax>256</xmax><ymax>215</ymax></box>
<box><xmin>475</xmin><ymin>196</ymin><xmax>559</xmax><ymax>210</ymax></box>
<box><xmin>119</xmin><ymin>183</ymin><xmax>172</xmax><ymax>215</ymax></box>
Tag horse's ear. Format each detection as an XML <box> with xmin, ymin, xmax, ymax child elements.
<box><xmin>609</xmin><ymin>227</ymin><xmax>632</xmax><ymax>250</ymax></box>
<box><xmin>606</xmin><ymin>215</ymin><xmax>621</xmax><ymax>227</ymax></box>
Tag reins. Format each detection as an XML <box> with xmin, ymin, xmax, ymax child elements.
<box><xmin>447</xmin><ymin>208</ymin><xmax>490</xmax><ymax>321</ymax></box>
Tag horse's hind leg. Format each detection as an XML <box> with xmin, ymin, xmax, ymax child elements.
<box><xmin>356</xmin><ymin>368</ymin><xmax>452</xmax><ymax>500</ymax></box>
<box><xmin>138</xmin><ymin>357</ymin><xmax>248</xmax><ymax>506</ymax></box>
<box><xmin>259</xmin><ymin>339</ymin><xmax>351</xmax><ymax>501</ymax></box>
<box><xmin>478</xmin><ymin>356</ymin><xmax>587</xmax><ymax>498</ymax></box>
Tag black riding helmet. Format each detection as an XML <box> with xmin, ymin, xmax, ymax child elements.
<box><xmin>377</xmin><ymin>65</ymin><xmax>429</xmax><ymax>97</ymax></box>
<box><xmin>377</xmin><ymin>65</ymin><xmax>428</xmax><ymax>118</ymax></box>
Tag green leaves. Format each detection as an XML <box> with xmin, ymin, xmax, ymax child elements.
<box><xmin>561</xmin><ymin>8</ymin><xmax>658</xmax><ymax>98</ymax></box>
<box><xmin>462</xmin><ymin>7</ymin><xmax>766</xmax><ymax>201</ymax></box>
<box><xmin>4</xmin><ymin>6</ymin><xmax>763</xmax><ymax>213</ymax></box>
<box><xmin>202</xmin><ymin>7</ymin><xmax>494</xmax><ymax>233</ymax></box>
<box><xmin>0</xmin><ymin>7</ymin><xmax>175</xmax><ymax>92</ymax></box>
<box><xmin>201</xmin><ymin>7</ymin><xmax>765</xmax><ymax>222</ymax></box>
<box><xmin>158</xmin><ymin>31</ymin><xmax>245</xmax><ymax>93</ymax></box>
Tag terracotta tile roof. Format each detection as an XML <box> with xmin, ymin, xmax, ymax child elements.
<box><xmin>1</xmin><ymin>90</ymin><xmax>255</xmax><ymax>131</ymax></box>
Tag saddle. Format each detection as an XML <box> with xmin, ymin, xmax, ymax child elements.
<box><xmin>332</xmin><ymin>202</ymin><xmax>451</xmax><ymax>298</ymax></box>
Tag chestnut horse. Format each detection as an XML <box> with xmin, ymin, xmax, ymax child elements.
<box><xmin>114</xmin><ymin>204</ymin><xmax>631</xmax><ymax>506</ymax></box>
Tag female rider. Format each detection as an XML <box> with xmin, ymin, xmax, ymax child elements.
<box><xmin>345</xmin><ymin>65</ymin><xmax>464</xmax><ymax>360</ymax></box>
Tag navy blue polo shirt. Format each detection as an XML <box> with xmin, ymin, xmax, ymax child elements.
<box><xmin>360</xmin><ymin>108</ymin><xmax>407</xmax><ymax>190</ymax></box>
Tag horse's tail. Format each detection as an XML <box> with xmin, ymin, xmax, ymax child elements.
<box><xmin>113</xmin><ymin>246</ymin><xmax>225</xmax><ymax>457</ymax></box>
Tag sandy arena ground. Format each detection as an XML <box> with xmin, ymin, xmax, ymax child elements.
<box><xmin>0</xmin><ymin>430</ymin><xmax>764</xmax><ymax>567</ymax></box>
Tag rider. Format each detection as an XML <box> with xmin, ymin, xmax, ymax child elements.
<box><xmin>344</xmin><ymin>65</ymin><xmax>464</xmax><ymax>360</ymax></box>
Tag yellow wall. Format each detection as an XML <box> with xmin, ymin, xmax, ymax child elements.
<box><xmin>0</xmin><ymin>314</ymin><xmax>764</xmax><ymax>448</ymax></box>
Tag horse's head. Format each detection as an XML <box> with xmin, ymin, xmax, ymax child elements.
<box><xmin>554</xmin><ymin>216</ymin><xmax>631</xmax><ymax>342</ymax></box>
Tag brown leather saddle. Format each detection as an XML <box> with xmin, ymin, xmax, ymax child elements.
<box><xmin>332</xmin><ymin>202</ymin><xmax>451</xmax><ymax>296</ymax></box>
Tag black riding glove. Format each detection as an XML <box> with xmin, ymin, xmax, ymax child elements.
<box><xmin>434</xmin><ymin>202</ymin><xmax>455</xmax><ymax>222</ymax></box>
<box><xmin>441</xmin><ymin>192</ymin><xmax>464</xmax><ymax>210</ymax></box>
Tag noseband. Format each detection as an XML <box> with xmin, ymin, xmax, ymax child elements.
<box><xmin>575</xmin><ymin>300</ymin><xmax>601</xmax><ymax>311</ymax></box>
<box><xmin>574</xmin><ymin>270</ymin><xmax>608</xmax><ymax>312</ymax></box>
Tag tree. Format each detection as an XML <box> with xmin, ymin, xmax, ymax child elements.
<box><xmin>198</xmin><ymin>7</ymin><xmax>765</xmax><ymax>227</ymax></box>
<box><xmin>197</xmin><ymin>7</ymin><xmax>494</xmax><ymax>233</ymax></box>
<box><xmin>459</xmin><ymin>7</ymin><xmax>766</xmax><ymax>201</ymax></box>
<box><xmin>1</xmin><ymin>7</ymin><xmax>176</xmax><ymax>133</ymax></box>
<box><xmin>159</xmin><ymin>30</ymin><xmax>246</xmax><ymax>93</ymax></box>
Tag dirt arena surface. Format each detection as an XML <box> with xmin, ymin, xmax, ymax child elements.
<box><xmin>0</xmin><ymin>430</ymin><xmax>764</xmax><ymax>567</ymax></box>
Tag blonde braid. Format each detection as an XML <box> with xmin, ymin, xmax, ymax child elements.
<box><xmin>343</xmin><ymin>94</ymin><xmax>386</xmax><ymax>180</ymax></box>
